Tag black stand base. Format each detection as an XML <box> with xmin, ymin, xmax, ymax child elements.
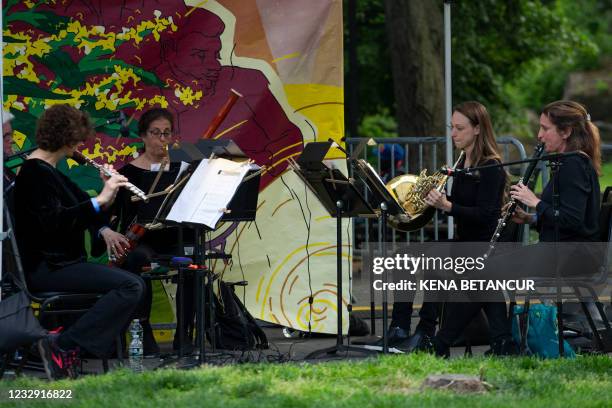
<box><xmin>305</xmin><ymin>343</ymin><xmax>379</xmax><ymax>360</ymax></box>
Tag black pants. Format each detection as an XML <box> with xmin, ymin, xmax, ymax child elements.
<box><xmin>29</xmin><ymin>262</ymin><xmax>144</xmax><ymax>357</ymax></box>
<box><xmin>391</xmin><ymin>301</ymin><xmax>441</xmax><ymax>336</ymax></box>
<box><xmin>123</xmin><ymin>244</ymin><xmax>196</xmax><ymax>347</ymax></box>
<box><xmin>435</xmin><ymin>302</ymin><xmax>510</xmax><ymax>348</ymax></box>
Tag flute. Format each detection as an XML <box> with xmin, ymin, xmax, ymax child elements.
<box><xmin>71</xmin><ymin>151</ymin><xmax>149</xmax><ymax>202</ymax></box>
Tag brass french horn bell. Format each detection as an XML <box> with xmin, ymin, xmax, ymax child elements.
<box><xmin>384</xmin><ymin>151</ymin><xmax>465</xmax><ymax>232</ymax></box>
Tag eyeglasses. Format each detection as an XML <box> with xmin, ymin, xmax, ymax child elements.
<box><xmin>147</xmin><ymin>129</ymin><xmax>172</xmax><ymax>138</ymax></box>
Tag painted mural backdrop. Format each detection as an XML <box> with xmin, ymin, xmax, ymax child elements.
<box><xmin>3</xmin><ymin>0</ymin><xmax>349</xmax><ymax>333</ymax></box>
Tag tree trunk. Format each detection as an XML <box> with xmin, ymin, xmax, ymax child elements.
<box><xmin>384</xmin><ymin>0</ymin><xmax>445</xmax><ymax>172</ymax></box>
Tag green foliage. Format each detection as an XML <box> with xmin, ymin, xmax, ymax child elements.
<box><xmin>357</xmin><ymin>108</ymin><xmax>397</xmax><ymax>138</ymax></box>
<box><xmin>344</xmin><ymin>0</ymin><xmax>395</xmax><ymax>124</ymax></box>
<box><xmin>347</xmin><ymin>0</ymin><xmax>612</xmax><ymax>139</ymax></box>
<box><xmin>452</xmin><ymin>0</ymin><xmax>599</xmax><ymax>130</ymax></box>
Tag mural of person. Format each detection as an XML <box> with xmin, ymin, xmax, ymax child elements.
<box><xmin>4</xmin><ymin>0</ymin><xmax>348</xmax><ymax>334</ymax></box>
<box><xmin>29</xmin><ymin>0</ymin><xmax>306</xmax><ymax>188</ymax></box>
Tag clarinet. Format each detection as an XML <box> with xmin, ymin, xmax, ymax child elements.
<box><xmin>71</xmin><ymin>151</ymin><xmax>149</xmax><ymax>202</ymax></box>
<box><xmin>484</xmin><ymin>142</ymin><xmax>545</xmax><ymax>259</ymax></box>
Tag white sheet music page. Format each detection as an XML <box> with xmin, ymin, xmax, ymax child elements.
<box><xmin>165</xmin><ymin>158</ymin><xmax>250</xmax><ymax>228</ymax></box>
<box><xmin>165</xmin><ymin>159</ymin><xmax>210</xmax><ymax>223</ymax></box>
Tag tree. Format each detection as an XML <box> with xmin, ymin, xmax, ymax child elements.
<box><xmin>383</xmin><ymin>0</ymin><xmax>445</xmax><ymax>170</ymax></box>
<box><xmin>348</xmin><ymin>0</ymin><xmax>605</xmax><ymax>143</ymax></box>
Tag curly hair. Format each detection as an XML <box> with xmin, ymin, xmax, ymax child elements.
<box><xmin>36</xmin><ymin>104</ymin><xmax>94</xmax><ymax>152</ymax></box>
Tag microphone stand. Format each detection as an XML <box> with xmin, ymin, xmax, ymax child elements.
<box><xmin>551</xmin><ymin>158</ymin><xmax>564</xmax><ymax>356</ymax></box>
<box><xmin>5</xmin><ymin>146</ymin><xmax>38</xmax><ymax>168</ymax></box>
<box><xmin>443</xmin><ymin>151</ymin><xmax>581</xmax><ymax>176</ymax></box>
<box><xmin>95</xmin><ymin>111</ymin><xmax>130</xmax><ymax>137</ymax></box>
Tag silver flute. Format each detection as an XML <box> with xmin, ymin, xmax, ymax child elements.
<box><xmin>71</xmin><ymin>151</ymin><xmax>149</xmax><ymax>202</ymax></box>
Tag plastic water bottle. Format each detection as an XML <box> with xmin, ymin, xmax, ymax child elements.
<box><xmin>128</xmin><ymin>319</ymin><xmax>143</xmax><ymax>373</ymax></box>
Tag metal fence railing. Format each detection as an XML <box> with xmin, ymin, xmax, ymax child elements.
<box><xmin>346</xmin><ymin>136</ymin><xmax>542</xmax><ymax>256</ymax></box>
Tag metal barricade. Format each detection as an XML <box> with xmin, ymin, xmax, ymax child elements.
<box><xmin>346</xmin><ymin>136</ymin><xmax>534</xmax><ymax>256</ymax></box>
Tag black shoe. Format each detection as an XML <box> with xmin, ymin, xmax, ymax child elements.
<box><xmin>432</xmin><ymin>337</ymin><xmax>451</xmax><ymax>358</ymax></box>
<box><xmin>370</xmin><ymin>326</ymin><xmax>410</xmax><ymax>347</ymax></box>
<box><xmin>401</xmin><ymin>333</ymin><xmax>450</xmax><ymax>358</ymax></box>
<box><xmin>37</xmin><ymin>335</ymin><xmax>80</xmax><ymax>380</ymax></box>
<box><xmin>397</xmin><ymin>331</ymin><xmax>432</xmax><ymax>353</ymax></box>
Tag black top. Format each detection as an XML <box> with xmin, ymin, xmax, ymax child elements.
<box><xmin>448</xmin><ymin>158</ymin><xmax>506</xmax><ymax>241</ymax></box>
<box><xmin>114</xmin><ymin>162</ymin><xmax>191</xmax><ymax>252</ymax></box>
<box><xmin>536</xmin><ymin>154</ymin><xmax>600</xmax><ymax>242</ymax></box>
<box><xmin>14</xmin><ymin>159</ymin><xmax>107</xmax><ymax>273</ymax></box>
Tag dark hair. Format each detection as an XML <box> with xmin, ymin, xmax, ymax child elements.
<box><xmin>453</xmin><ymin>101</ymin><xmax>508</xmax><ymax>203</ymax></box>
<box><xmin>542</xmin><ymin>100</ymin><xmax>601</xmax><ymax>176</ymax></box>
<box><xmin>36</xmin><ymin>104</ymin><xmax>94</xmax><ymax>152</ymax></box>
<box><xmin>138</xmin><ymin>108</ymin><xmax>174</xmax><ymax>136</ymax></box>
<box><xmin>452</xmin><ymin>101</ymin><xmax>502</xmax><ymax>165</ymax></box>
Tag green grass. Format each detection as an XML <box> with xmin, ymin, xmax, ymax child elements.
<box><xmin>1</xmin><ymin>354</ymin><xmax>610</xmax><ymax>407</ymax></box>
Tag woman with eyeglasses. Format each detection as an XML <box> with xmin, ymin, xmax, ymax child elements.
<box><xmin>106</xmin><ymin>107</ymin><xmax>196</xmax><ymax>356</ymax></box>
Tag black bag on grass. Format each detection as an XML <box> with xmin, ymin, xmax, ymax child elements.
<box><xmin>212</xmin><ymin>282</ymin><xmax>268</xmax><ymax>350</ymax></box>
<box><xmin>0</xmin><ymin>291</ymin><xmax>47</xmax><ymax>353</ymax></box>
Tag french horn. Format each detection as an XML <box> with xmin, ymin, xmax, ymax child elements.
<box><xmin>383</xmin><ymin>151</ymin><xmax>465</xmax><ymax>231</ymax></box>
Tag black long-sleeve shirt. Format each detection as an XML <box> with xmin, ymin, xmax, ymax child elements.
<box><xmin>114</xmin><ymin>162</ymin><xmax>192</xmax><ymax>252</ymax></box>
<box><xmin>448</xmin><ymin>158</ymin><xmax>506</xmax><ymax>241</ymax></box>
<box><xmin>14</xmin><ymin>159</ymin><xmax>107</xmax><ymax>273</ymax></box>
<box><xmin>536</xmin><ymin>154</ymin><xmax>599</xmax><ymax>242</ymax></box>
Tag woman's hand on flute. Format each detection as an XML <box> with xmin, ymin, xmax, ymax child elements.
<box><xmin>98</xmin><ymin>163</ymin><xmax>116</xmax><ymax>181</ymax></box>
<box><xmin>96</xmin><ymin>172</ymin><xmax>129</xmax><ymax>209</ymax></box>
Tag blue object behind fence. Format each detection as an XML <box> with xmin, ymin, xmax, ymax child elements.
<box><xmin>512</xmin><ymin>304</ymin><xmax>576</xmax><ymax>358</ymax></box>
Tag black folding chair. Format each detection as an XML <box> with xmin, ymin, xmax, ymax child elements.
<box><xmin>2</xmin><ymin>196</ymin><xmax>123</xmax><ymax>376</ymax></box>
<box><xmin>518</xmin><ymin>187</ymin><xmax>612</xmax><ymax>354</ymax></box>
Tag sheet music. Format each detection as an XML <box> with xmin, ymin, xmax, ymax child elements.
<box><xmin>365</xmin><ymin>161</ymin><xmax>386</xmax><ymax>186</ymax></box>
<box><xmin>165</xmin><ymin>159</ymin><xmax>209</xmax><ymax>223</ymax></box>
<box><xmin>165</xmin><ymin>158</ymin><xmax>250</xmax><ymax>228</ymax></box>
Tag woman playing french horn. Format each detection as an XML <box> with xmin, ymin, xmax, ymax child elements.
<box><xmin>384</xmin><ymin>101</ymin><xmax>515</xmax><ymax>356</ymax></box>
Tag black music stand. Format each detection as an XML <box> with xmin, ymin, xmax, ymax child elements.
<box><xmin>350</xmin><ymin>158</ymin><xmax>406</xmax><ymax>353</ymax></box>
<box><xmin>167</xmin><ymin>139</ymin><xmax>248</xmax><ymax>163</ymax></box>
<box><xmin>293</xmin><ymin>142</ymin><xmax>378</xmax><ymax>358</ymax></box>
<box><xmin>154</xmin><ymin>141</ymin><xmax>260</xmax><ymax>367</ymax></box>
